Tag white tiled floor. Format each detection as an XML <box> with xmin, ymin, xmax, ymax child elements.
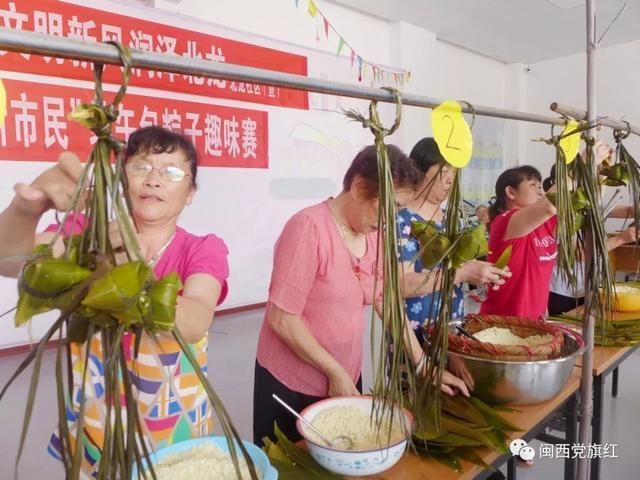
<box><xmin>1</xmin><ymin>308</ymin><xmax>639</xmax><ymax>479</ymax></box>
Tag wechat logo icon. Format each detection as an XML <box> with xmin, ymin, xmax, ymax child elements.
<box><xmin>510</xmin><ymin>439</ymin><xmax>536</xmax><ymax>462</ymax></box>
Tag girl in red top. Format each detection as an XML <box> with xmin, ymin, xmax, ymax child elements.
<box><xmin>480</xmin><ymin>166</ymin><xmax>557</xmax><ymax>320</ymax></box>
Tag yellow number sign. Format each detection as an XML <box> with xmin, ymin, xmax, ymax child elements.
<box><xmin>559</xmin><ymin>119</ymin><xmax>580</xmax><ymax>164</ymax></box>
<box><xmin>0</xmin><ymin>79</ymin><xmax>6</xmax><ymax>128</ymax></box>
<box><xmin>431</xmin><ymin>100</ymin><xmax>473</xmax><ymax>168</ymax></box>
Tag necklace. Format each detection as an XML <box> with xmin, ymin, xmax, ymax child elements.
<box><xmin>327</xmin><ymin>199</ymin><xmax>356</xmax><ymax>238</ymax></box>
<box><xmin>147</xmin><ymin>232</ymin><xmax>176</xmax><ymax>267</ymax></box>
<box><xmin>327</xmin><ymin>199</ymin><xmax>362</xmax><ymax>280</ymax></box>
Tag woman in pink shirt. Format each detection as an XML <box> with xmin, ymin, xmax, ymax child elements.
<box><xmin>480</xmin><ymin>166</ymin><xmax>557</xmax><ymax>320</ymax></box>
<box><xmin>253</xmin><ymin>145</ymin><xmax>469</xmax><ymax>445</ymax></box>
<box><xmin>0</xmin><ymin>127</ymin><xmax>229</xmax><ymax>476</ymax></box>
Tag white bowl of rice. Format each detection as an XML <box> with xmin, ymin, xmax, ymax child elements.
<box><xmin>131</xmin><ymin>436</ymin><xmax>277</xmax><ymax>480</ymax></box>
<box><xmin>297</xmin><ymin>395</ymin><xmax>412</xmax><ymax>476</ymax></box>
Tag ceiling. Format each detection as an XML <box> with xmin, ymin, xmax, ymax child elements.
<box><xmin>327</xmin><ymin>0</ymin><xmax>640</xmax><ymax>64</ymax></box>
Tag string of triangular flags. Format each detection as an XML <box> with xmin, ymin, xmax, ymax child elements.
<box><xmin>295</xmin><ymin>0</ymin><xmax>411</xmax><ymax>85</ymax></box>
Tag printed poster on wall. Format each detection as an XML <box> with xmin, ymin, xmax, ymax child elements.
<box><xmin>0</xmin><ymin>0</ymin><xmax>310</xmax><ymax>168</ymax></box>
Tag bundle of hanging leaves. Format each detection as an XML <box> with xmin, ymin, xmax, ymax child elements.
<box><xmin>0</xmin><ymin>45</ymin><xmax>256</xmax><ymax>480</ymax></box>
<box><xmin>407</xmin><ymin>114</ymin><xmax>488</xmax><ymax>434</ymax></box>
<box><xmin>605</xmin><ymin>126</ymin><xmax>640</xmax><ymax>238</ymax></box>
<box><xmin>408</xmin><ymin>165</ymin><xmax>466</xmax><ymax>433</ymax></box>
<box><xmin>343</xmin><ymin>88</ymin><xmax>421</xmax><ymax>442</ymax></box>
<box><xmin>548</xmin><ymin>122</ymin><xmax>616</xmax><ymax>334</ymax></box>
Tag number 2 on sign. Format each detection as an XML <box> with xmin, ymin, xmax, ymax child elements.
<box><xmin>443</xmin><ymin>114</ymin><xmax>461</xmax><ymax>151</ymax></box>
<box><xmin>432</xmin><ymin>100</ymin><xmax>473</xmax><ymax>168</ymax></box>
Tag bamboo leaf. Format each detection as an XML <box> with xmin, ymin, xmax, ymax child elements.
<box><xmin>70</xmin><ymin>324</ymin><xmax>95</xmax><ymax>479</ymax></box>
<box><xmin>467</xmin><ymin>396</ymin><xmax>521</xmax><ymax>432</ymax></box>
<box><xmin>495</xmin><ymin>245</ymin><xmax>513</xmax><ymax>269</ymax></box>
<box><xmin>420</xmin><ymin>448</ymin><xmax>462</xmax><ymax>471</ymax></box>
<box><xmin>20</xmin><ymin>258</ymin><xmax>92</xmax><ymax>298</ymax></box>
<box><xmin>54</xmin><ymin>334</ymin><xmax>72</xmax><ymax>473</ymax></box>
<box><xmin>441</xmin><ymin>394</ymin><xmax>488</xmax><ymax>426</ymax></box>
<box><xmin>82</xmin><ymin>261</ymin><xmax>151</xmax><ymax>311</ymax></box>
<box><xmin>14</xmin><ymin>319</ymin><xmax>65</xmax><ymax>479</ymax></box>
<box><xmin>146</xmin><ymin>273</ymin><xmax>182</xmax><ymax>331</ymax></box>
<box><xmin>272</xmin><ymin>424</ymin><xmax>343</xmax><ymax>477</ymax></box>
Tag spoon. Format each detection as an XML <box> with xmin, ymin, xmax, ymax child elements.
<box><xmin>272</xmin><ymin>394</ymin><xmax>355</xmax><ymax>450</ymax></box>
<box><xmin>456</xmin><ymin>325</ymin><xmax>483</xmax><ymax>345</ymax></box>
<box><xmin>456</xmin><ymin>325</ymin><xmax>499</xmax><ymax>355</ymax></box>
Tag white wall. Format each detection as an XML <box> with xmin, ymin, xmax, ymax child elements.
<box><xmin>522</xmin><ymin>40</ymin><xmax>640</xmax><ymax>175</ymax></box>
<box><xmin>153</xmin><ymin>0</ymin><xmax>391</xmax><ymax>64</ymax></box>
<box><xmin>153</xmin><ymin>0</ymin><xmax>511</xmax><ymax>152</ymax></box>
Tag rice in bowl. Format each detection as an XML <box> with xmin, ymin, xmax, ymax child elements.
<box><xmin>473</xmin><ymin>327</ymin><xmax>554</xmax><ymax>346</ymax></box>
<box><xmin>306</xmin><ymin>405</ymin><xmax>406</xmax><ymax>451</ymax></box>
<box><xmin>149</xmin><ymin>443</ymin><xmax>261</xmax><ymax>480</ymax></box>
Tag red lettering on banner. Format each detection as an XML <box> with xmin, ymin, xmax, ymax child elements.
<box><xmin>0</xmin><ymin>0</ymin><xmax>308</xmax><ymax>109</ymax></box>
<box><xmin>0</xmin><ymin>79</ymin><xmax>269</xmax><ymax>168</ymax></box>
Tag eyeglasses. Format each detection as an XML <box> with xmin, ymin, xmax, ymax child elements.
<box><xmin>125</xmin><ymin>161</ymin><xmax>191</xmax><ymax>183</ymax></box>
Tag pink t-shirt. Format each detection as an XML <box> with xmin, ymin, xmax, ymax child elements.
<box><xmin>256</xmin><ymin>201</ymin><xmax>382</xmax><ymax>397</ymax></box>
<box><xmin>480</xmin><ymin>208</ymin><xmax>557</xmax><ymax>320</ymax></box>
<box><xmin>45</xmin><ymin>213</ymin><xmax>229</xmax><ymax>303</ymax></box>
<box><xmin>45</xmin><ymin>214</ymin><xmax>229</xmax><ymax>469</ymax></box>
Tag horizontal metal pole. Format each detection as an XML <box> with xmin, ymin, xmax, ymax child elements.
<box><xmin>551</xmin><ymin>102</ymin><xmax>640</xmax><ymax>137</ymax></box>
<box><xmin>0</xmin><ymin>27</ymin><xmax>567</xmax><ymax>126</ymax></box>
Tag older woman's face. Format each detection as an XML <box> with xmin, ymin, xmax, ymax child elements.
<box><xmin>355</xmin><ymin>188</ymin><xmax>414</xmax><ymax>234</ymax></box>
<box><xmin>125</xmin><ymin>149</ymin><xmax>195</xmax><ymax>225</ymax></box>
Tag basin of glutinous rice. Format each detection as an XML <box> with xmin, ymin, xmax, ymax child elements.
<box><xmin>473</xmin><ymin>327</ymin><xmax>554</xmax><ymax>346</ymax></box>
<box><xmin>305</xmin><ymin>405</ymin><xmax>405</xmax><ymax>451</ymax></box>
<box><xmin>449</xmin><ymin>314</ymin><xmax>565</xmax><ymax>361</ymax></box>
<box><xmin>150</xmin><ymin>443</ymin><xmax>262</xmax><ymax>480</ymax></box>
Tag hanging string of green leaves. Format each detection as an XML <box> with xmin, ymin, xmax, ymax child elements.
<box><xmin>574</xmin><ymin>135</ymin><xmax>615</xmax><ymax>337</ymax></box>
<box><xmin>411</xmin><ymin>165</ymin><xmax>463</xmax><ymax>432</ymax></box>
<box><xmin>612</xmin><ymin>126</ymin><xmax>640</xmax><ymax>249</ymax></box>
<box><xmin>343</xmin><ymin>88</ymin><xmax>419</xmax><ymax>439</ymax></box>
<box><xmin>551</xmin><ymin>126</ymin><xmax>580</xmax><ymax>290</ymax></box>
<box><xmin>0</xmin><ymin>43</ymin><xmax>256</xmax><ymax>480</ymax></box>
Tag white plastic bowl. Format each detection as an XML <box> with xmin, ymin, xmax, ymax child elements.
<box><xmin>296</xmin><ymin>396</ymin><xmax>412</xmax><ymax>476</ymax></box>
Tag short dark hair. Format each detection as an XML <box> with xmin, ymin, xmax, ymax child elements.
<box><xmin>124</xmin><ymin>126</ymin><xmax>199</xmax><ymax>188</ymax></box>
<box><xmin>342</xmin><ymin>145</ymin><xmax>421</xmax><ymax>199</ymax></box>
<box><xmin>489</xmin><ymin>165</ymin><xmax>542</xmax><ymax>222</ymax></box>
<box><xmin>410</xmin><ymin>137</ymin><xmax>446</xmax><ymax>174</ymax></box>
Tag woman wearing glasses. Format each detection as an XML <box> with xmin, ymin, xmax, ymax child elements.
<box><xmin>0</xmin><ymin>126</ymin><xmax>229</xmax><ymax>476</ymax></box>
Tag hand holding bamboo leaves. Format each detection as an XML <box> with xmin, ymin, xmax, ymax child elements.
<box><xmin>13</xmin><ymin>152</ymin><xmax>85</xmax><ymax>217</ymax></box>
<box><xmin>409</xmin><ymin>220</ymin><xmax>510</xmax><ymax>290</ymax></box>
<box><xmin>614</xmin><ymin>225</ymin><xmax>640</xmax><ymax>246</ymax></box>
<box><xmin>0</xmin><ymin>49</ymin><xmax>250</xmax><ymax>479</ymax></box>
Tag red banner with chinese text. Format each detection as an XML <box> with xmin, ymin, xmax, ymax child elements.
<box><xmin>0</xmin><ymin>0</ymin><xmax>308</xmax><ymax>110</ymax></box>
<box><xmin>0</xmin><ymin>78</ymin><xmax>268</xmax><ymax>168</ymax></box>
